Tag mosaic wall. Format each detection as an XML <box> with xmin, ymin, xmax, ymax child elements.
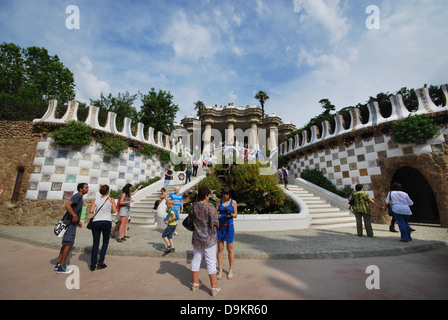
<box><xmin>26</xmin><ymin>135</ymin><xmax>164</xmax><ymax>201</ymax></box>
<box><xmin>289</xmin><ymin>133</ymin><xmax>446</xmax><ymax>198</ymax></box>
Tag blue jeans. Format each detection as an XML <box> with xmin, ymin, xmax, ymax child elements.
<box><xmin>91</xmin><ymin>220</ymin><xmax>112</xmax><ymax>266</ymax></box>
<box><xmin>394</xmin><ymin>214</ymin><xmax>411</xmax><ymax>241</ymax></box>
<box><xmin>163</xmin><ymin>179</ymin><xmax>171</xmax><ymax>189</ymax></box>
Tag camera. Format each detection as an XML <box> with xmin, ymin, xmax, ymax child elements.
<box><xmin>223</xmin><ymin>208</ymin><xmax>232</xmax><ymax>218</ymax></box>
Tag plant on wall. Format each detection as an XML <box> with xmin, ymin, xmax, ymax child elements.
<box><xmin>391</xmin><ymin>114</ymin><xmax>440</xmax><ymax>144</ymax></box>
<box><xmin>95</xmin><ymin>133</ymin><xmax>128</xmax><ymax>154</ymax></box>
<box><xmin>51</xmin><ymin>120</ymin><xmax>92</xmax><ymax>146</ymax></box>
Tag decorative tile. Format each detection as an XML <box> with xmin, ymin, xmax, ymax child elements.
<box><xmin>351</xmin><ymin>176</ymin><xmax>359</xmax><ymax>184</ymax></box>
<box><xmin>342</xmin><ymin>171</ymin><xmax>350</xmax><ymax>178</ymax></box>
<box><xmin>431</xmin><ymin>143</ymin><xmax>443</xmax><ymax>153</ymax></box>
<box><xmin>101</xmin><ymin>170</ymin><xmax>109</xmax><ymax>177</ymax></box>
<box><xmin>366</xmin><ymin>145</ymin><xmax>375</xmax><ymax>153</ymax></box>
<box><xmin>37</xmin><ymin>191</ymin><xmax>48</xmax><ymax>200</ymax></box>
<box><xmin>347</xmin><ymin>149</ymin><xmax>355</xmax><ymax>157</ymax></box>
<box><xmin>44</xmin><ymin>157</ymin><xmax>54</xmax><ymax>165</ymax></box>
<box><xmin>80</xmin><ymin>168</ymin><xmax>90</xmax><ymax>176</ymax></box>
<box><xmin>334</xmin><ymin>165</ymin><xmax>341</xmax><ymax>172</ymax></box>
<box><xmin>377</xmin><ymin>151</ymin><xmax>388</xmax><ymax>159</ymax></box>
<box><xmin>349</xmin><ymin>163</ymin><xmax>357</xmax><ymax>170</ymax></box>
<box><xmin>359</xmin><ymin>168</ymin><xmax>368</xmax><ymax>176</ymax></box>
<box><xmin>332</xmin><ymin>153</ymin><xmax>339</xmax><ymax>160</ymax></box>
<box><xmin>357</xmin><ymin>154</ymin><xmax>365</xmax><ymax>162</ymax></box>
<box><xmin>55</xmin><ymin>166</ymin><xmax>66</xmax><ymax>174</ymax></box>
<box><xmin>90</xmin><ymin>176</ymin><xmax>98</xmax><ymax>184</ymax></box>
<box><xmin>51</xmin><ymin>182</ymin><xmax>62</xmax><ymax>191</ymax></box>
<box><xmin>340</xmin><ymin>157</ymin><xmax>347</xmax><ymax>165</ymax></box>
<box><xmin>374</xmin><ymin>136</ymin><xmax>384</xmax><ymax>143</ymax></box>
<box><xmin>118</xmin><ymin>172</ymin><xmax>125</xmax><ymax>179</ymax></box>
<box><xmin>368</xmin><ymin>160</ymin><xmax>377</xmax><ymax>168</ymax></box>
<box><xmin>63</xmin><ymin>191</ymin><xmax>74</xmax><ymax>200</ymax></box>
<box><xmin>42</xmin><ymin>175</ymin><xmax>51</xmax><ymax>182</ymax></box>
<box><xmin>57</xmin><ymin>150</ymin><xmax>68</xmax><ymax>158</ymax></box>
<box><xmin>403</xmin><ymin>146</ymin><xmax>414</xmax><ymax>155</ymax></box>
<box><xmin>29</xmin><ymin>181</ymin><xmax>38</xmax><ymax>190</ymax></box>
<box><xmin>326</xmin><ymin>160</ymin><xmax>332</xmax><ymax>167</ymax></box>
<box><xmin>65</xmin><ymin>174</ymin><xmax>76</xmax><ymax>183</ymax></box>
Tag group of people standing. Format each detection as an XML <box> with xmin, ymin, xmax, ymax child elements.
<box><xmin>54</xmin><ymin>181</ymin><xmax>238</xmax><ymax>297</ymax></box>
<box><xmin>349</xmin><ymin>182</ymin><xmax>414</xmax><ymax>242</ymax></box>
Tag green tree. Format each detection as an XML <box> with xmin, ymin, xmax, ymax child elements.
<box><xmin>194</xmin><ymin>100</ymin><xmax>206</xmax><ymax>116</ymax></box>
<box><xmin>0</xmin><ymin>42</ymin><xmax>75</xmax><ymax>121</ymax></box>
<box><xmin>139</xmin><ymin>88</ymin><xmax>179</xmax><ymax>135</ymax></box>
<box><xmin>319</xmin><ymin>98</ymin><xmax>336</xmax><ymax>115</ymax></box>
<box><xmin>254</xmin><ymin>90</ymin><xmax>270</xmax><ymax>119</ymax></box>
<box><xmin>90</xmin><ymin>92</ymin><xmax>138</xmax><ymax>130</ymax></box>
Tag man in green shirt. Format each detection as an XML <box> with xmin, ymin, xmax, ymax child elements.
<box><xmin>349</xmin><ymin>184</ymin><xmax>383</xmax><ymax>237</ymax></box>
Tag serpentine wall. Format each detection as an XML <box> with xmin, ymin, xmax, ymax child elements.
<box><xmin>280</xmin><ymin>84</ymin><xmax>448</xmax><ymax>227</ymax></box>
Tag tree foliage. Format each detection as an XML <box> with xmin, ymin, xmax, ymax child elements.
<box><xmin>139</xmin><ymin>88</ymin><xmax>179</xmax><ymax>135</ymax></box>
<box><xmin>0</xmin><ymin>42</ymin><xmax>75</xmax><ymax>121</ymax></box>
<box><xmin>391</xmin><ymin>114</ymin><xmax>440</xmax><ymax>144</ymax></box>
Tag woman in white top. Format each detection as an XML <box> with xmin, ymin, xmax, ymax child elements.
<box><xmin>89</xmin><ymin>184</ymin><xmax>117</xmax><ymax>271</ymax></box>
<box><xmin>386</xmin><ymin>182</ymin><xmax>414</xmax><ymax>242</ymax></box>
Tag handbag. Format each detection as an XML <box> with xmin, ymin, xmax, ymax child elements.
<box><xmin>182</xmin><ymin>205</ymin><xmax>196</xmax><ymax>231</ymax></box>
<box><xmin>387</xmin><ymin>192</ymin><xmax>394</xmax><ymax>217</ymax></box>
<box><xmin>54</xmin><ymin>219</ymin><xmax>69</xmax><ymax>237</ymax></box>
<box><xmin>87</xmin><ymin>197</ymin><xmax>109</xmax><ymax>229</ymax></box>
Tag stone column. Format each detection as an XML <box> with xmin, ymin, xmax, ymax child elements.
<box><xmin>226</xmin><ymin>120</ymin><xmax>236</xmax><ymax>145</ymax></box>
<box><xmin>250</xmin><ymin>121</ymin><xmax>259</xmax><ymax>150</ymax></box>
<box><xmin>203</xmin><ymin>121</ymin><xmax>212</xmax><ymax>153</ymax></box>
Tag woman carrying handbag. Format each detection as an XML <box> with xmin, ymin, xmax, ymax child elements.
<box><xmin>89</xmin><ymin>185</ymin><xmax>117</xmax><ymax>271</ymax></box>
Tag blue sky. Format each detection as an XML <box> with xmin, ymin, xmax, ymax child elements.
<box><xmin>1</xmin><ymin>0</ymin><xmax>447</xmax><ymax>128</ymax></box>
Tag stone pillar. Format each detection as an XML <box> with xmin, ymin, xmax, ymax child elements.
<box><xmin>226</xmin><ymin>120</ymin><xmax>236</xmax><ymax>145</ymax></box>
<box><xmin>203</xmin><ymin>122</ymin><xmax>212</xmax><ymax>153</ymax></box>
<box><xmin>250</xmin><ymin>121</ymin><xmax>259</xmax><ymax>150</ymax></box>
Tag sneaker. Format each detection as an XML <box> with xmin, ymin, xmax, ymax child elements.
<box><xmin>97</xmin><ymin>263</ymin><xmax>107</xmax><ymax>270</ymax></box>
<box><xmin>54</xmin><ymin>263</ymin><xmax>60</xmax><ymax>271</ymax></box>
<box><xmin>56</xmin><ymin>264</ymin><xmax>73</xmax><ymax>274</ymax></box>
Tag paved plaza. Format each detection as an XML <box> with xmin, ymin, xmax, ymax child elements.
<box><xmin>1</xmin><ymin>223</ymin><xmax>448</xmax><ymax>301</ymax></box>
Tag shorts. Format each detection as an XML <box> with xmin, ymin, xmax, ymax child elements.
<box><xmin>62</xmin><ymin>222</ymin><xmax>77</xmax><ymax>246</ymax></box>
<box><xmin>162</xmin><ymin>225</ymin><xmax>176</xmax><ymax>239</ymax></box>
<box><xmin>191</xmin><ymin>244</ymin><xmax>217</xmax><ymax>275</ymax></box>
<box><xmin>119</xmin><ymin>206</ymin><xmax>131</xmax><ymax>217</ymax></box>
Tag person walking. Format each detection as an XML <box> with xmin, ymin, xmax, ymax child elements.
<box><xmin>88</xmin><ymin>184</ymin><xmax>116</xmax><ymax>271</ymax></box>
<box><xmin>55</xmin><ymin>183</ymin><xmax>89</xmax><ymax>274</ymax></box>
<box><xmin>348</xmin><ymin>184</ymin><xmax>383</xmax><ymax>237</ymax></box>
<box><xmin>162</xmin><ymin>199</ymin><xmax>178</xmax><ymax>255</ymax></box>
<box><xmin>386</xmin><ymin>182</ymin><xmax>414</xmax><ymax>242</ymax></box>
<box><xmin>216</xmin><ymin>186</ymin><xmax>237</xmax><ymax>280</ymax></box>
<box><xmin>190</xmin><ymin>186</ymin><xmax>221</xmax><ymax>297</ymax></box>
<box><xmin>281</xmin><ymin>166</ymin><xmax>289</xmax><ymax>190</ymax></box>
<box><xmin>185</xmin><ymin>162</ymin><xmax>193</xmax><ymax>184</ymax></box>
<box><xmin>192</xmin><ymin>159</ymin><xmax>199</xmax><ymax>177</ymax></box>
<box><xmin>117</xmin><ymin>183</ymin><xmax>142</xmax><ymax>242</ymax></box>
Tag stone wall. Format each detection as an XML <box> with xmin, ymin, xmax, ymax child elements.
<box><xmin>0</xmin><ymin>120</ymin><xmax>166</xmax><ymax>226</ymax></box>
<box><xmin>280</xmin><ymin>84</ymin><xmax>448</xmax><ymax>227</ymax></box>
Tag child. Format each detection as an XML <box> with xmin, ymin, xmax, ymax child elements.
<box><xmin>162</xmin><ymin>199</ymin><xmax>178</xmax><ymax>255</ymax></box>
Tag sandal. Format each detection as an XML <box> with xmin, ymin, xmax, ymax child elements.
<box><xmin>191</xmin><ymin>282</ymin><xmax>202</xmax><ymax>292</ymax></box>
<box><xmin>217</xmin><ymin>271</ymin><xmax>223</xmax><ymax>280</ymax></box>
<box><xmin>211</xmin><ymin>287</ymin><xmax>221</xmax><ymax>297</ymax></box>
<box><xmin>227</xmin><ymin>270</ymin><xmax>233</xmax><ymax>280</ymax></box>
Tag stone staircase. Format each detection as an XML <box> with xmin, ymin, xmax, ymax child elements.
<box><xmin>129</xmin><ymin>167</ymin><xmax>208</xmax><ymax>228</ymax></box>
<box><xmin>285</xmin><ymin>184</ymin><xmax>356</xmax><ymax>229</ymax></box>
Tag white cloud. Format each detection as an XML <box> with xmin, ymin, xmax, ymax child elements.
<box><xmin>165</xmin><ymin>11</ymin><xmax>217</xmax><ymax>62</ymax></box>
<box><xmin>255</xmin><ymin>0</ymin><xmax>270</xmax><ymax>17</ymax></box>
<box><xmin>74</xmin><ymin>56</ymin><xmax>110</xmax><ymax>103</ymax></box>
<box><xmin>293</xmin><ymin>0</ymin><xmax>350</xmax><ymax>43</ymax></box>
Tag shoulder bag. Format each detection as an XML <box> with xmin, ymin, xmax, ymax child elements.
<box><xmin>182</xmin><ymin>204</ymin><xmax>196</xmax><ymax>231</ymax></box>
<box><xmin>87</xmin><ymin>197</ymin><xmax>109</xmax><ymax>230</ymax></box>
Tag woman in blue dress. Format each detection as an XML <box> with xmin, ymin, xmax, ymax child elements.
<box><xmin>215</xmin><ymin>186</ymin><xmax>237</xmax><ymax>280</ymax></box>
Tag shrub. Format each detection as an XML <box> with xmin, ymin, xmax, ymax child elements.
<box><xmin>301</xmin><ymin>169</ymin><xmax>348</xmax><ymax>198</ymax></box>
<box><xmin>51</xmin><ymin>120</ymin><xmax>92</xmax><ymax>146</ymax></box>
<box><xmin>96</xmin><ymin>134</ymin><xmax>128</xmax><ymax>154</ymax></box>
<box><xmin>232</xmin><ymin>164</ymin><xmax>285</xmax><ymax>213</ymax></box>
<box><xmin>197</xmin><ymin>175</ymin><xmax>223</xmax><ymax>195</ymax></box>
<box><xmin>391</xmin><ymin>114</ymin><xmax>440</xmax><ymax>144</ymax></box>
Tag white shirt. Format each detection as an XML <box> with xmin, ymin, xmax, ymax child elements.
<box><xmin>386</xmin><ymin>191</ymin><xmax>413</xmax><ymax>215</ymax></box>
<box><xmin>92</xmin><ymin>196</ymin><xmax>113</xmax><ymax>222</ymax></box>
